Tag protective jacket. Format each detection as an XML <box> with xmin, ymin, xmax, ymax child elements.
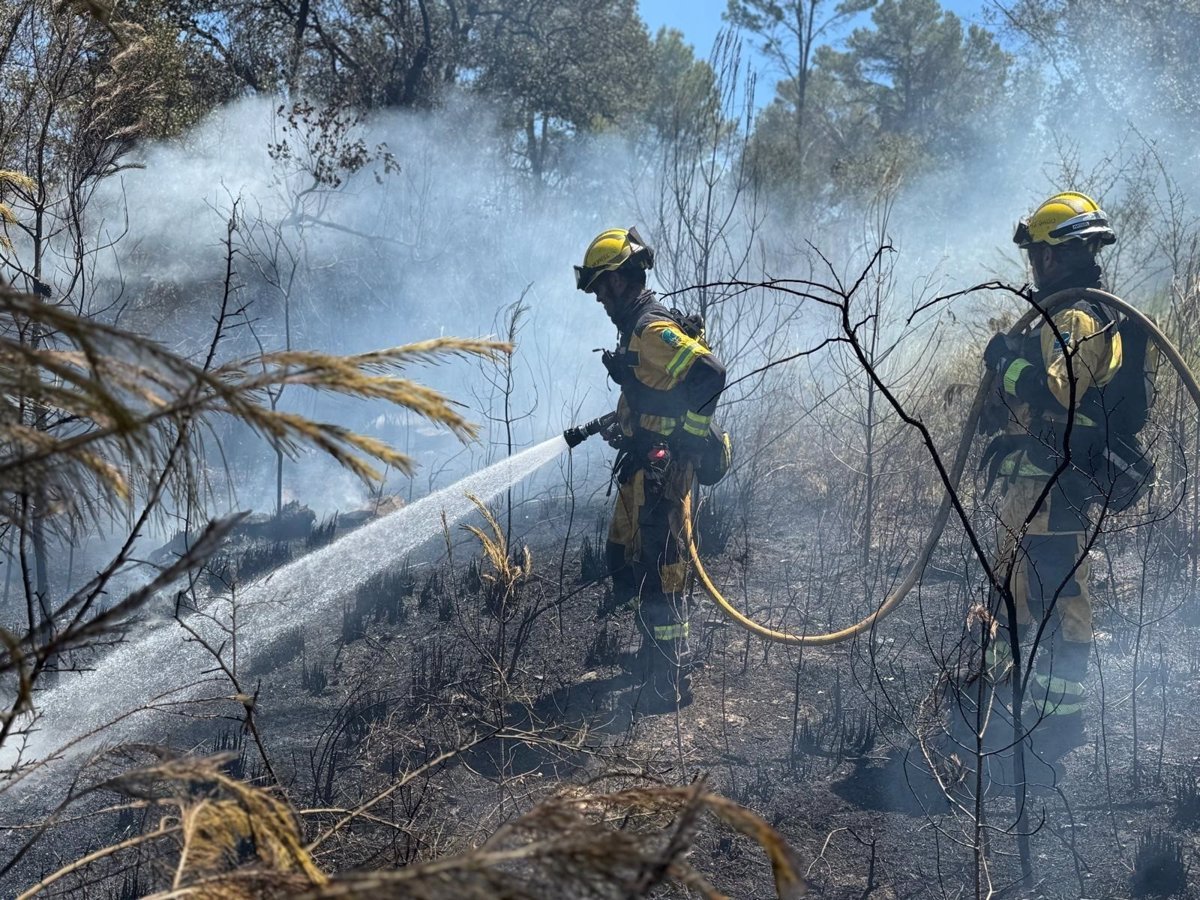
<box><xmin>603</xmin><ymin>291</ymin><xmax>727</xmax><ymax>708</ymax></box>
<box><xmin>984</xmin><ymin>271</ymin><xmax>1127</xmax><ymax>740</ymax></box>
<box><xmin>988</xmin><ymin>278</ymin><xmax>1123</xmax><ymax>484</ymax></box>
<box><xmin>605</xmin><ymin>291</ymin><xmax>727</xmax><ymax>449</ymax></box>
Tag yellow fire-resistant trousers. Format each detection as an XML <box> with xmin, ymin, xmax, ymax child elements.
<box><xmin>989</xmin><ymin>473</ymin><xmax>1092</xmax><ymax>720</ymax></box>
<box><xmin>605</xmin><ymin>461</ymin><xmax>693</xmax><ymax>645</ymax></box>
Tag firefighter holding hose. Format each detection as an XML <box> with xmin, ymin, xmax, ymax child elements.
<box><xmin>569</xmin><ymin>227</ymin><xmax>728</xmax><ymax>713</ymax></box>
<box><xmin>978</xmin><ymin>191</ymin><xmax>1157</xmax><ymax>757</ymax></box>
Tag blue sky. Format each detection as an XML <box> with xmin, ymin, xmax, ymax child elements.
<box><xmin>639</xmin><ymin>0</ymin><xmax>996</xmax><ymax>101</ymax></box>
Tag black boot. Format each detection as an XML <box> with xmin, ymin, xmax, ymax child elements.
<box><xmin>1027</xmin><ymin>663</ymin><xmax>1087</xmax><ymax>760</ymax></box>
<box><xmin>1029</xmin><ymin>712</ymin><xmax>1086</xmax><ymax>760</ymax></box>
<box><xmin>633</xmin><ymin>637</ymin><xmax>693</xmax><ymax>715</ymax></box>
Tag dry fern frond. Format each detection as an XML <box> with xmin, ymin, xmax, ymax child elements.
<box><xmin>178</xmin><ymin>798</ymin><xmax>320</xmax><ymax>885</ymax></box>
<box><xmin>0</xmin><ymin>170</ymin><xmax>36</xmax><ymax>194</ymax></box>
<box><xmin>262</xmin><ymin>338</ymin><xmax>508</xmax><ymax>373</ymax></box>
<box><xmin>13</xmin><ymin>750</ymin><xmax>325</xmax><ymax>899</ymax></box>
<box><xmin>0</xmin><ymin>170</ymin><xmax>33</xmax><ymax>249</ymax></box>
<box><xmin>25</xmin><ymin>750</ymin><xmax>805</xmax><ymax>900</ymax></box>
<box><xmin>0</xmin><ymin>283</ymin><xmax>509</xmax><ymax>524</ymax></box>
<box><xmin>106</xmin><ymin>754</ymin><xmax>326</xmax><ymax>890</ymax></box>
<box><xmin>303</xmin><ymin>780</ymin><xmax>807</xmax><ymax>899</ymax></box>
<box><xmin>461</xmin><ymin>494</ymin><xmax>532</xmax><ymax>599</ymax></box>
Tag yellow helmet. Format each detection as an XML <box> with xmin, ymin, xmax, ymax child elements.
<box><xmin>574</xmin><ymin>226</ymin><xmax>654</xmax><ymax>292</ymax></box>
<box><xmin>1013</xmin><ymin>191</ymin><xmax>1116</xmax><ymax>249</ymax></box>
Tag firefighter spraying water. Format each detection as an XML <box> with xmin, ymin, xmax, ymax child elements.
<box><xmin>562</xmin><ymin>207</ymin><xmax>1200</xmax><ymax>758</ymax></box>
<box><xmin>566</xmin><ymin>226</ymin><xmax>731</xmax><ymax>714</ymax></box>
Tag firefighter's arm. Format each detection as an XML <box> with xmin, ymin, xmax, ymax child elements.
<box><xmin>986</xmin><ymin>333</ymin><xmax>1055</xmax><ymax>411</ymax></box>
<box><xmin>1039</xmin><ymin>308</ymin><xmax>1108</xmax><ymax>409</ymax></box>
<box><xmin>991</xmin><ymin>309</ymin><xmax>1106</xmax><ymax>412</ymax></box>
<box><xmin>678</xmin><ymin>351</ymin><xmax>726</xmax><ymax>438</ymax></box>
<box><xmin>638</xmin><ymin>320</ymin><xmax>726</xmax><ymax>437</ymax></box>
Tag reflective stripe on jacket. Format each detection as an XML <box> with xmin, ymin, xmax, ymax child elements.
<box><xmin>613</xmin><ymin>295</ymin><xmax>726</xmax><ymax>440</ymax></box>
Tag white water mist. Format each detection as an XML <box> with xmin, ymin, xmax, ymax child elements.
<box><xmin>0</xmin><ymin>436</ymin><xmax>568</xmax><ymax>793</ymax></box>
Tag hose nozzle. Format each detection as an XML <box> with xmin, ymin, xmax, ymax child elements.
<box><xmin>563</xmin><ymin>411</ymin><xmax>618</xmax><ymax>449</ymax></box>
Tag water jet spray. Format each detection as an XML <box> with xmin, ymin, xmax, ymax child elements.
<box><xmin>1</xmin><ymin>436</ymin><xmax>570</xmax><ymax>788</ymax></box>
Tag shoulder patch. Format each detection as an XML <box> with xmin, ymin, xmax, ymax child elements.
<box><xmin>660</xmin><ymin>328</ymin><xmax>682</xmax><ymax>348</ymax></box>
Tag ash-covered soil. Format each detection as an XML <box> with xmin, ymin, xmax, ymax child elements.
<box><xmin>4</xmin><ymin>477</ymin><xmax>1200</xmax><ymax>899</ymax></box>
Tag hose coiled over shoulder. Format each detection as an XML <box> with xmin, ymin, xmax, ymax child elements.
<box><xmin>685</xmin><ymin>287</ymin><xmax>1200</xmax><ymax>645</ymax></box>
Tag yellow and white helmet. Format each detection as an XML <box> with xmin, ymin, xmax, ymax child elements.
<box><xmin>1013</xmin><ymin>191</ymin><xmax>1117</xmax><ymax>249</ymax></box>
<box><xmin>574</xmin><ymin>226</ymin><xmax>654</xmax><ymax>293</ymax></box>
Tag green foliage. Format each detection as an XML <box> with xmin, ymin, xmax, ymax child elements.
<box><xmin>725</xmin><ymin>0</ymin><xmax>876</xmax><ymax>81</ymax></box>
<box><xmin>467</xmin><ymin>0</ymin><xmax>651</xmax><ymax>181</ymax></box>
<box><xmin>294</xmin><ymin>0</ymin><xmax>460</xmax><ymax>107</ymax></box>
<box><xmin>1004</xmin><ymin>0</ymin><xmax>1200</xmax><ymax>130</ymax></box>
<box><xmin>118</xmin><ymin>0</ymin><xmax>243</xmax><ymax>135</ymax></box>
<box><xmin>727</xmin><ymin>0</ymin><xmax>875</xmax><ymax>187</ymax></box>
<box><xmin>643</xmin><ymin>27</ymin><xmax>722</xmax><ymax>144</ymax></box>
<box><xmin>748</xmin><ymin>0</ymin><xmax>1011</xmax><ymax>199</ymax></box>
<box><xmin>8</xmin><ymin>0</ymin><xmax>1042</xmax><ymax>197</ymax></box>
<box><xmin>40</xmin><ymin>0</ymin><xmax>1200</xmax><ymax>208</ymax></box>
<box><xmin>818</xmin><ymin>0</ymin><xmax>1010</xmax><ymax>150</ymax></box>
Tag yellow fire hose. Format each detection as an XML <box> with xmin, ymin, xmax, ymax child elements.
<box><xmin>684</xmin><ymin>287</ymin><xmax>1200</xmax><ymax>645</ymax></box>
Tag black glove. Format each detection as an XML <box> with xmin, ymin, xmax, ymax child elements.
<box><xmin>983</xmin><ymin>333</ymin><xmax>1018</xmax><ymax>374</ymax></box>
<box><xmin>600</xmin><ymin>419</ymin><xmax>626</xmax><ymax>449</ymax></box>
<box><xmin>977</xmin><ymin>397</ymin><xmax>1009</xmax><ymax>436</ymax></box>
<box><xmin>671</xmin><ymin>428</ymin><xmax>708</xmax><ymax>466</ymax></box>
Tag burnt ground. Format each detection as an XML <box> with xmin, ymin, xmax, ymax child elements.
<box><xmin>3</xmin><ymin>470</ymin><xmax>1200</xmax><ymax>899</ymax></box>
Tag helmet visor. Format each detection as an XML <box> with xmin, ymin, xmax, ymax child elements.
<box><xmin>1048</xmin><ymin>210</ymin><xmax>1115</xmax><ymax>244</ymax></box>
<box><xmin>575</xmin><ymin>264</ymin><xmax>602</xmax><ymax>292</ymax></box>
